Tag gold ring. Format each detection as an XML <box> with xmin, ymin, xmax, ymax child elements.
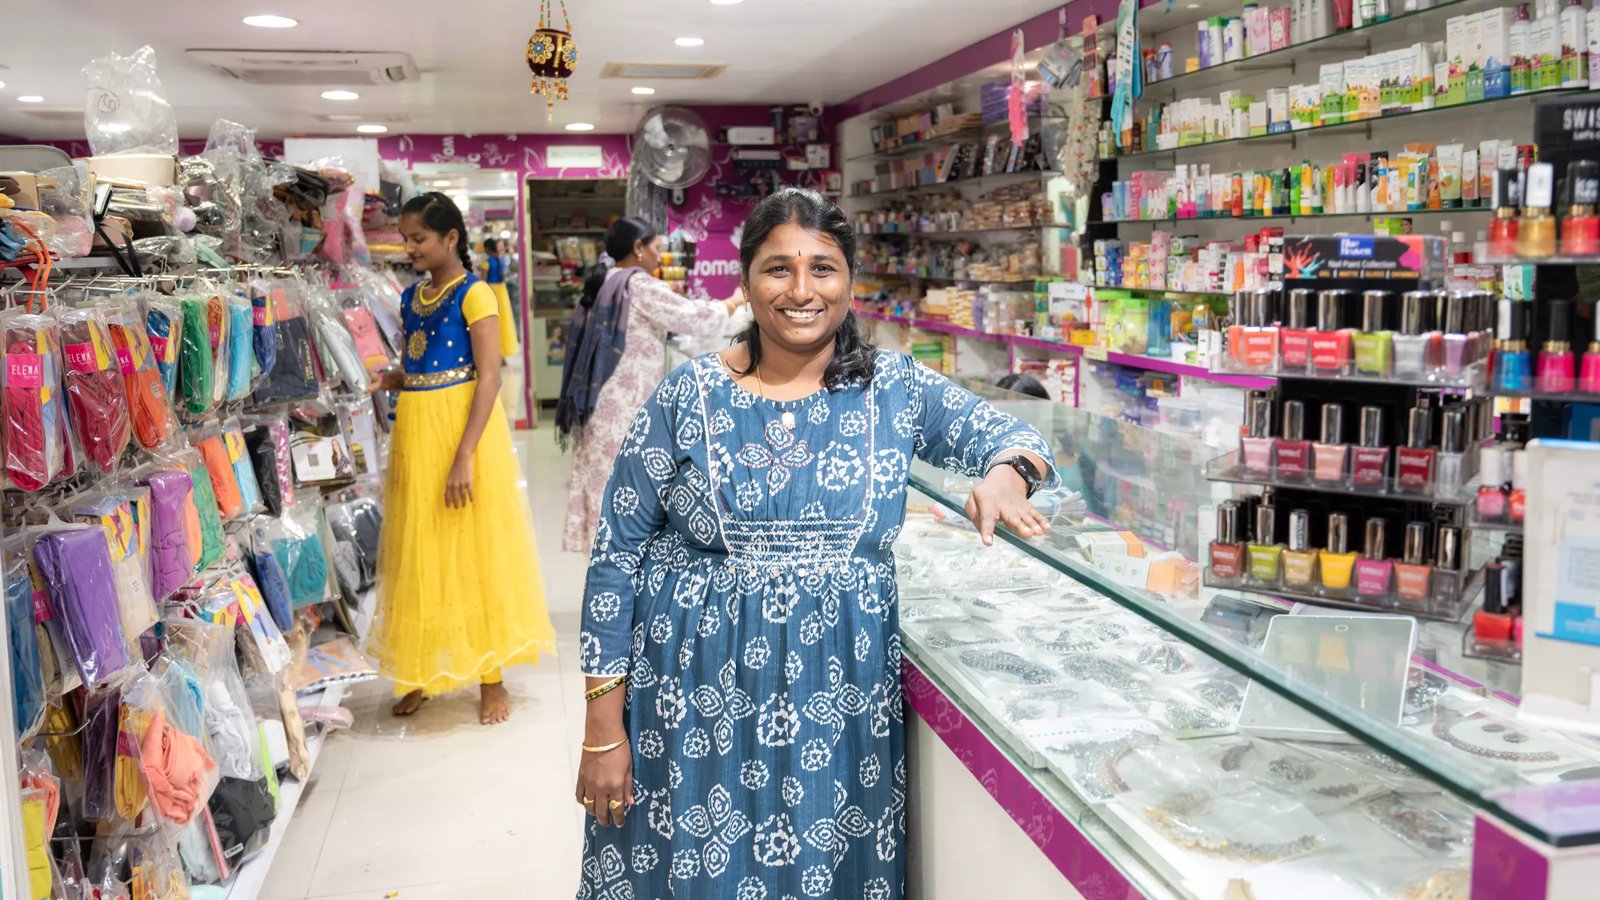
<box><xmin>609</xmin><ymin>799</ymin><xmax>624</xmax><ymax>810</ymax></box>
<box><xmin>581</xmin><ymin>796</ymin><xmax>593</xmax><ymax>805</ymax></box>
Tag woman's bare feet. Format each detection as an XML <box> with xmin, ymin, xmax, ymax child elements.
<box><xmin>481</xmin><ymin>682</ymin><xmax>512</xmax><ymax>725</ymax></box>
<box><xmin>392</xmin><ymin>689</ymin><xmax>427</xmax><ymax>716</ymax></box>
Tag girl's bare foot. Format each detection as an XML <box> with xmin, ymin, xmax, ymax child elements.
<box><xmin>392</xmin><ymin>690</ymin><xmax>427</xmax><ymax>716</ymax></box>
<box><xmin>481</xmin><ymin>682</ymin><xmax>511</xmax><ymax>725</ymax></box>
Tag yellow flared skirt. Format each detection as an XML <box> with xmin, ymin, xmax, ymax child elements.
<box><xmin>488</xmin><ymin>281</ymin><xmax>520</xmax><ymax>357</ymax></box>
<box><xmin>368</xmin><ymin>381</ymin><xmax>555</xmax><ymax>696</ymax></box>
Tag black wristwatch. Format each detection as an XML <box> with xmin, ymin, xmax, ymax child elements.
<box><xmin>990</xmin><ymin>455</ymin><xmax>1043</xmax><ymax>499</ymax></box>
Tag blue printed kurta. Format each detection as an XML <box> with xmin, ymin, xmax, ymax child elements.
<box><xmin>578</xmin><ymin>349</ymin><xmax>1055</xmax><ymax>899</ymax></box>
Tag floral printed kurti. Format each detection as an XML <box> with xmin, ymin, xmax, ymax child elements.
<box><xmin>563</xmin><ymin>271</ymin><xmax>731</xmax><ymax>553</ymax></box>
<box><xmin>578</xmin><ymin>349</ymin><xmax>1055</xmax><ymax>899</ymax></box>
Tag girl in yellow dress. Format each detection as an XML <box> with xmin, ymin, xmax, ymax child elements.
<box><xmin>367</xmin><ymin>192</ymin><xmax>555</xmax><ymax>724</ymax></box>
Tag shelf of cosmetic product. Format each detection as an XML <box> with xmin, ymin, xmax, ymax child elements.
<box><xmin>1486</xmin><ymin>385</ymin><xmax>1600</xmax><ymax>402</ymax></box>
<box><xmin>1466</xmin><ymin>504</ymin><xmax>1525</xmax><ymax>535</ymax></box>
<box><xmin>1202</xmin><ymin>565</ymin><xmax>1483</xmax><ymax>623</ymax></box>
<box><xmin>848</xmin><ymin>168</ymin><xmax>1049</xmax><ymax>200</ymax></box>
<box><xmin>846</xmin><ymin>115</ymin><xmax>1063</xmax><ymax>163</ymax></box>
<box><xmin>1100</xmin><ymin>90</ymin><xmax>1584</xmax><ymax>162</ymax></box>
<box><xmin>1216</xmin><ymin>354</ymin><xmax>1489</xmax><ymax>389</ymax></box>
<box><xmin>1083</xmin><ymin>283</ymin><xmax>1230</xmax><ymax>299</ymax></box>
<box><xmin>1091</xmin><ymin>205</ymin><xmax>1494</xmax><ymax>226</ymax></box>
<box><xmin>854</xmin><ymin>223</ymin><xmax>1073</xmax><ymax>238</ymax></box>
<box><xmin>857</xmin><ymin>268</ymin><xmax>1042</xmax><ymax>285</ymax></box>
<box><xmin>1205</xmin><ymin>450</ymin><xmax>1482</xmax><ymax>505</ymax></box>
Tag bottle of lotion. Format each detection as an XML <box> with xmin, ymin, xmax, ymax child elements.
<box><xmin>1562</xmin><ymin>0</ymin><xmax>1590</xmax><ymax>87</ymax></box>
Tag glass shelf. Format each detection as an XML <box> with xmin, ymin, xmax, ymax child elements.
<box><xmin>856</xmin><ymin>224</ymin><xmax>1072</xmax><ymax>238</ymax></box>
<box><xmin>1200</xmin><ymin>566</ymin><xmax>1484</xmax><ymax>623</ymax></box>
<box><xmin>1092</xmin><ymin>205</ymin><xmax>1493</xmax><ymax>227</ymax></box>
<box><xmin>1216</xmin><ymin>356</ymin><xmax>1489</xmax><ymax>391</ymax></box>
<box><xmin>1083</xmin><ymin>283</ymin><xmax>1228</xmax><ymax>298</ymax></box>
<box><xmin>1102</xmin><ymin>90</ymin><xmax>1580</xmax><ymax>162</ymax></box>
<box><xmin>905</xmin><ymin>389</ymin><xmax>1600</xmax><ymax>849</ymax></box>
<box><xmin>1206</xmin><ymin>450</ymin><xmax>1476</xmax><ymax>506</ymax></box>
<box><xmin>1488</xmin><ymin>386</ymin><xmax>1600</xmax><ymax>403</ymax></box>
<box><xmin>845</xmin><ymin>115</ymin><xmax>1064</xmax><ymax>163</ymax></box>
<box><xmin>858</xmin><ymin>268</ymin><xmax>1042</xmax><ymax>285</ymax></box>
<box><xmin>848</xmin><ymin>168</ymin><xmax>1047</xmax><ymax>199</ymax></box>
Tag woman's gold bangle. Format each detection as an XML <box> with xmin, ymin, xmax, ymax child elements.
<box><xmin>582</xmin><ymin>738</ymin><xmax>629</xmax><ymax>754</ymax></box>
<box><xmin>584</xmin><ymin>674</ymin><xmax>627</xmax><ymax>702</ymax></box>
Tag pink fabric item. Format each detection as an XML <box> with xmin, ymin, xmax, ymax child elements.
<box><xmin>138</xmin><ymin>710</ymin><xmax>216</xmax><ymax>825</ymax></box>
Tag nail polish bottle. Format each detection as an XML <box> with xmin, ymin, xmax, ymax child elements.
<box><xmin>1494</xmin><ymin>299</ymin><xmax>1533</xmax><ymax>392</ymax></box>
<box><xmin>1354</xmin><ymin>517</ymin><xmax>1395</xmax><ymax>602</ymax></box>
<box><xmin>1509</xmin><ymin>448</ymin><xmax>1528</xmax><ymax>524</ymax></box>
<box><xmin>1279</xmin><ymin>289</ymin><xmax>1315</xmax><ymax>373</ymax></box>
<box><xmin>1581</xmin><ymin>303</ymin><xmax>1600</xmax><ymax>393</ymax></box>
<box><xmin>1393</xmin><ymin>521</ymin><xmax>1434</xmax><ymax>607</ymax></box>
<box><xmin>1240</xmin><ymin>394</ymin><xmax>1277</xmax><ymax>475</ymax></box>
<box><xmin>1440</xmin><ymin>291</ymin><xmax>1472</xmax><ymax>379</ymax></box>
<box><xmin>1310</xmin><ymin>289</ymin><xmax>1354</xmax><ymax>375</ymax></box>
<box><xmin>1282</xmin><ymin>508</ymin><xmax>1320</xmax><ymax>589</ymax></box>
<box><xmin>1469</xmin><ymin>290</ymin><xmax>1496</xmax><ymax>368</ymax></box>
<box><xmin>1488</xmin><ymin>168</ymin><xmax>1522</xmax><ymax>259</ymax></box>
<box><xmin>1476</xmin><ymin>444</ymin><xmax>1510</xmax><ymax>521</ymax></box>
<box><xmin>1319</xmin><ymin>512</ymin><xmax>1359</xmax><ymax>596</ymax></box>
<box><xmin>1247</xmin><ymin>503</ymin><xmax>1284</xmax><ymax>586</ymax></box>
<box><xmin>1536</xmin><ymin>298</ymin><xmax>1577</xmax><ymax>392</ymax></box>
<box><xmin>1208</xmin><ymin>501</ymin><xmax>1246</xmax><ymax>585</ymax></box>
<box><xmin>1350</xmin><ymin>405</ymin><xmax>1391</xmax><ymax>489</ymax></box>
<box><xmin>1473</xmin><ymin>560</ymin><xmax>1515</xmax><ymax>641</ymax></box>
<box><xmin>1276</xmin><ymin>400</ymin><xmax>1312</xmax><ymax>481</ymax></box>
<box><xmin>1431</xmin><ymin>525</ymin><xmax>1464</xmax><ymax>615</ymax></box>
<box><xmin>1352</xmin><ymin>290</ymin><xmax>1394</xmax><ymax>377</ymax></box>
<box><xmin>1559</xmin><ymin>159</ymin><xmax>1600</xmax><ymax>257</ymax></box>
<box><xmin>1239</xmin><ymin>288</ymin><xmax>1281</xmax><ymax>372</ymax></box>
<box><xmin>1434</xmin><ymin>408</ymin><xmax>1466</xmax><ymax>497</ymax></box>
<box><xmin>1312</xmin><ymin>402</ymin><xmax>1350</xmax><ymax>485</ymax></box>
<box><xmin>1516</xmin><ymin>162</ymin><xmax>1557</xmax><ymax>259</ymax></box>
<box><xmin>1393</xmin><ymin>290</ymin><xmax>1441</xmax><ymax>379</ymax></box>
<box><xmin>1395</xmin><ymin>406</ymin><xmax>1436</xmax><ymax>495</ymax></box>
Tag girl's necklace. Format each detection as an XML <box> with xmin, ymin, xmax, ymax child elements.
<box><xmin>411</xmin><ymin>273</ymin><xmax>466</xmax><ymax>316</ymax></box>
<box><xmin>754</xmin><ymin>364</ymin><xmax>797</xmax><ymax>431</ymax></box>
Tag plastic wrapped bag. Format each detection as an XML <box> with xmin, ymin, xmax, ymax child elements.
<box><xmin>245</xmin><ymin>543</ymin><xmax>294</xmax><ymax>633</ymax></box>
<box><xmin>37</xmin><ymin>165</ymin><xmax>94</xmax><ymax>258</ymax></box>
<box><xmin>243</xmin><ymin>418</ymin><xmax>292</xmax><ymax>515</ymax></box>
<box><xmin>249</xmin><ymin>279</ymin><xmax>277</xmax><ymax>375</ymax></box>
<box><xmin>191</xmin><ymin>422</ymin><xmax>245</xmax><ymax>522</ymax></box>
<box><xmin>30</xmin><ymin>526</ymin><xmax>131</xmax><ymax>690</ymax></box>
<box><xmin>349</xmin><ymin>265</ymin><xmax>404</xmax><ymax>355</ymax></box>
<box><xmin>3</xmin><ymin>307</ymin><xmax>75</xmax><ymax>491</ymax></box>
<box><xmin>70</xmin><ymin>490</ymin><xmax>159</xmax><ymax>648</ymax></box>
<box><xmin>142</xmin><ymin>468</ymin><xmax>201</xmax><ymax>600</ymax></box>
<box><xmin>307</xmin><ymin>285</ymin><xmax>370</xmax><ymax>391</ymax></box>
<box><xmin>223</xmin><ymin>419</ymin><xmax>264</xmax><ymax>514</ymax></box>
<box><xmin>59</xmin><ymin>306</ymin><xmax>132</xmax><ymax>475</ymax></box>
<box><xmin>177</xmin><ymin>295</ymin><xmax>216</xmax><ymax>416</ymax></box>
<box><xmin>336</xmin><ymin>286</ymin><xmax>392</xmax><ymax>376</ymax></box>
<box><xmin>82</xmin><ymin>45</ymin><xmax>179</xmax><ymax>157</ymax></box>
<box><xmin>108</xmin><ymin>300</ymin><xmax>177</xmax><ymax>451</ymax></box>
<box><xmin>125</xmin><ymin>669</ymin><xmax>219</xmax><ymax>827</ymax></box>
<box><xmin>266</xmin><ymin>505</ymin><xmax>331</xmax><ymax>609</ymax></box>
<box><xmin>181</xmin><ymin>450</ymin><xmax>227</xmax><ymax>572</ymax></box>
<box><xmin>143</xmin><ymin>296</ymin><xmax>184</xmax><ymax>399</ymax></box>
<box><xmin>252</xmin><ymin>282</ymin><xmax>319</xmax><ymax>405</ymax></box>
<box><xmin>226</xmin><ymin>292</ymin><xmax>256</xmax><ymax>399</ymax></box>
<box><xmin>3</xmin><ymin>543</ymin><xmax>47</xmax><ymax>740</ymax></box>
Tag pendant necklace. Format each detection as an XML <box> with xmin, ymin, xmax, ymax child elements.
<box><xmin>754</xmin><ymin>364</ymin><xmax>797</xmax><ymax>430</ymax></box>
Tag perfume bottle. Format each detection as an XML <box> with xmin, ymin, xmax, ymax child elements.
<box><xmin>1559</xmin><ymin>159</ymin><xmax>1600</xmax><ymax>256</ymax></box>
<box><xmin>1582</xmin><ymin>302</ymin><xmax>1600</xmax><ymax>393</ymax></box>
<box><xmin>1208</xmin><ymin>501</ymin><xmax>1246</xmax><ymax>584</ymax></box>
<box><xmin>1354</xmin><ymin>517</ymin><xmax>1395</xmax><ymax>601</ymax></box>
<box><xmin>1516</xmin><ymin>162</ymin><xmax>1557</xmax><ymax>258</ymax></box>
<box><xmin>1350</xmin><ymin>405</ymin><xmax>1390</xmax><ymax>489</ymax></box>
<box><xmin>1309</xmin><ymin>289</ymin><xmax>1354</xmax><ymax>374</ymax></box>
<box><xmin>1536</xmin><ymin>298</ymin><xmax>1577</xmax><ymax>392</ymax></box>
<box><xmin>1275</xmin><ymin>400</ymin><xmax>1312</xmax><ymax>480</ymax></box>
<box><xmin>1278</xmin><ymin>289</ymin><xmax>1315</xmax><ymax>373</ymax></box>
<box><xmin>1312</xmin><ymin>402</ymin><xmax>1349</xmax><ymax>485</ymax></box>
<box><xmin>1488</xmin><ymin>168</ymin><xmax>1522</xmax><ymax>259</ymax></box>
<box><xmin>1240</xmin><ymin>394</ymin><xmax>1277</xmax><ymax>475</ymax></box>
<box><xmin>1494</xmin><ymin>299</ymin><xmax>1533</xmax><ymax>392</ymax></box>
<box><xmin>1431</xmin><ymin>525</ymin><xmax>1464</xmax><ymax>615</ymax></box>
<box><xmin>1434</xmin><ymin>408</ymin><xmax>1466</xmax><ymax>496</ymax></box>
<box><xmin>1281</xmin><ymin>508</ymin><xmax>1320</xmax><ymax>589</ymax></box>
<box><xmin>1395</xmin><ymin>406</ymin><xmax>1436</xmax><ymax>494</ymax></box>
<box><xmin>1352</xmin><ymin>290</ymin><xmax>1394</xmax><ymax>377</ymax></box>
<box><xmin>1319</xmin><ymin>512</ymin><xmax>1359</xmax><ymax>595</ymax></box>
<box><xmin>1247</xmin><ymin>503</ymin><xmax>1284</xmax><ymax>586</ymax></box>
<box><xmin>1393</xmin><ymin>290</ymin><xmax>1441</xmax><ymax>379</ymax></box>
<box><xmin>1393</xmin><ymin>521</ymin><xmax>1434</xmax><ymax>608</ymax></box>
<box><xmin>1509</xmin><ymin>448</ymin><xmax>1528</xmax><ymax>524</ymax></box>
<box><xmin>1440</xmin><ymin>291</ymin><xmax>1472</xmax><ymax>379</ymax></box>
<box><xmin>1476</xmin><ymin>444</ymin><xmax>1510</xmax><ymax>521</ymax></box>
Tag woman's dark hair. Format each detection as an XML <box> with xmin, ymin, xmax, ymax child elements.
<box><xmin>995</xmin><ymin>373</ymin><xmax>1051</xmax><ymax>400</ymax></box>
<box><xmin>735</xmin><ymin>187</ymin><xmax>874</xmax><ymax>389</ymax></box>
<box><xmin>483</xmin><ymin>237</ymin><xmax>499</xmax><ymax>254</ymax></box>
<box><xmin>400</xmin><ymin>192</ymin><xmax>472</xmax><ymax>270</ymax></box>
<box><xmin>581</xmin><ymin>216</ymin><xmax>659</xmax><ymax>308</ymax></box>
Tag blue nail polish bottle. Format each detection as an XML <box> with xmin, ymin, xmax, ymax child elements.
<box><xmin>1494</xmin><ymin>300</ymin><xmax>1532</xmax><ymax>392</ymax></box>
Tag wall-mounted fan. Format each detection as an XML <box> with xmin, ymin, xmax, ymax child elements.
<box><xmin>632</xmin><ymin>105</ymin><xmax>712</xmax><ymax>208</ymax></box>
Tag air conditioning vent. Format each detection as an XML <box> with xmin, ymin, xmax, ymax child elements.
<box><xmin>315</xmin><ymin>112</ymin><xmax>412</xmax><ymax>124</ymax></box>
<box><xmin>599</xmin><ymin>62</ymin><xmax>724</xmax><ymax>80</ymax></box>
<box><xmin>16</xmin><ymin>107</ymin><xmax>84</xmax><ymax>122</ymax></box>
<box><xmin>187</xmin><ymin>49</ymin><xmax>420</xmax><ymax>85</ymax></box>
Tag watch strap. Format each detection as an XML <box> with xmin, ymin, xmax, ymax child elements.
<box><xmin>990</xmin><ymin>455</ymin><xmax>1042</xmax><ymax>499</ymax></box>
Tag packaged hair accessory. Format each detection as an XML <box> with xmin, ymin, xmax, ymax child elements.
<box><xmin>3</xmin><ymin>306</ymin><xmax>74</xmax><ymax>491</ymax></box>
<box><xmin>59</xmin><ymin>306</ymin><xmax>132</xmax><ymax>474</ymax></box>
<box><xmin>143</xmin><ymin>297</ymin><xmax>184</xmax><ymax>399</ymax></box>
<box><xmin>143</xmin><ymin>469</ymin><xmax>202</xmax><ymax>599</ymax></box>
<box><xmin>30</xmin><ymin>526</ymin><xmax>131</xmax><ymax>690</ymax></box>
<box><xmin>108</xmin><ymin>301</ymin><xmax>178</xmax><ymax>451</ymax></box>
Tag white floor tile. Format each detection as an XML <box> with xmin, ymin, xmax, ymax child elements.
<box><xmin>257</xmin><ymin>787</ymin><xmax>339</xmax><ymax>900</ymax></box>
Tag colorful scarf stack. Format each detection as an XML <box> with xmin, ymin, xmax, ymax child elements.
<box><xmin>186</xmin><ymin>460</ymin><xmax>226</xmax><ymax>572</ymax></box>
<box><xmin>3</xmin><ymin>315</ymin><xmax>72</xmax><ymax>491</ymax></box>
<box><xmin>196</xmin><ymin>434</ymin><xmax>245</xmax><ymax>521</ymax></box>
<box><xmin>139</xmin><ymin>710</ymin><xmax>217</xmax><ymax>825</ymax></box>
<box><xmin>224</xmin><ymin>422</ymin><xmax>262</xmax><ymax>513</ymax></box>
<box><xmin>30</xmin><ymin>528</ymin><xmax>128</xmax><ymax>689</ymax></box>
<box><xmin>253</xmin><ymin>316</ymin><xmax>318</xmax><ymax>405</ymax></box>
<box><xmin>109</xmin><ymin>307</ymin><xmax>175</xmax><ymax>450</ymax></box>
<box><xmin>177</xmin><ymin>297</ymin><xmax>215</xmax><ymax>416</ymax></box>
<box><xmin>5</xmin><ymin>557</ymin><xmax>45</xmax><ymax>739</ymax></box>
<box><xmin>59</xmin><ymin>310</ymin><xmax>131</xmax><ymax>474</ymax></box>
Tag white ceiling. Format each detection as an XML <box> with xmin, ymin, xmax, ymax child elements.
<box><xmin>1</xmin><ymin>0</ymin><xmax>1065</xmax><ymax>141</ymax></box>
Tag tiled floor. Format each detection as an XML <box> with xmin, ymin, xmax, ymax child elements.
<box><xmin>259</xmin><ymin>430</ymin><xmax>588</xmax><ymax>900</ymax></box>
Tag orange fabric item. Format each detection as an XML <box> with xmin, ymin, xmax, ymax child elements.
<box><xmin>137</xmin><ymin>711</ymin><xmax>215</xmax><ymax>825</ymax></box>
<box><xmin>196</xmin><ymin>435</ymin><xmax>244</xmax><ymax>520</ymax></box>
<box><xmin>108</xmin><ymin>315</ymin><xmax>174</xmax><ymax>450</ymax></box>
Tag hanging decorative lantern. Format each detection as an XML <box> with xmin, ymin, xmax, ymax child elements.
<box><xmin>526</xmin><ymin>0</ymin><xmax>577</xmax><ymax>122</ymax></box>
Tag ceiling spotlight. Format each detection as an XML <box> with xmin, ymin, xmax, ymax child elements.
<box><xmin>356</xmin><ymin>124</ymin><xmax>389</xmax><ymax>134</ymax></box>
<box><xmin>565</xmin><ymin>122</ymin><xmax>596</xmax><ymax>132</ymax></box>
<box><xmin>0</xmin><ymin>81</ymin><xmax>7</xmax><ymax>90</ymax></box>
<box><xmin>242</xmin><ymin>14</ymin><xmax>299</xmax><ymax>28</ymax></box>
<box><xmin>430</xmin><ymin>179</ymin><xmax>453</xmax><ymax>187</ymax></box>
<box><xmin>321</xmin><ymin>89</ymin><xmax>360</xmax><ymax>101</ymax></box>
<box><xmin>631</xmin><ymin>86</ymin><xmax>656</xmax><ymax>95</ymax></box>
<box><xmin>16</xmin><ymin>95</ymin><xmax>44</xmax><ymax>104</ymax></box>
<box><xmin>674</xmin><ymin>36</ymin><xmax>705</xmax><ymax>47</ymax></box>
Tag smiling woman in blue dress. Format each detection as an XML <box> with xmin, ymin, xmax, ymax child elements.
<box><xmin>573</xmin><ymin>188</ymin><xmax>1056</xmax><ymax>898</ymax></box>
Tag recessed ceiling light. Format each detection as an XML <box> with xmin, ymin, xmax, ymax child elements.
<box><xmin>631</xmin><ymin>86</ymin><xmax>656</xmax><ymax>95</ymax></box>
<box><xmin>0</xmin><ymin>81</ymin><xmax>7</xmax><ymax>90</ymax></box>
<box><xmin>356</xmin><ymin>124</ymin><xmax>389</xmax><ymax>134</ymax></box>
<box><xmin>674</xmin><ymin>36</ymin><xmax>705</xmax><ymax>47</ymax></box>
<box><xmin>430</xmin><ymin>179</ymin><xmax>453</xmax><ymax>187</ymax></box>
<box><xmin>321</xmin><ymin>89</ymin><xmax>360</xmax><ymax>101</ymax></box>
<box><xmin>242</xmin><ymin>14</ymin><xmax>299</xmax><ymax>28</ymax></box>
<box><xmin>16</xmin><ymin>95</ymin><xmax>43</xmax><ymax>104</ymax></box>
<box><xmin>565</xmin><ymin>122</ymin><xmax>596</xmax><ymax>132</ymax></box>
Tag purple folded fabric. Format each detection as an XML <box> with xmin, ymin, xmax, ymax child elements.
<box><xmin>31</xmin><ymin>528</ymin><xmax>128</xmax><ymax>689</ymax></box>
<box><xmin>146</xmin><ymin>470</ymin><xmax>196</xmax><ymax>599</ymax></box>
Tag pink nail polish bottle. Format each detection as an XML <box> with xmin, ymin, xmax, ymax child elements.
<box><xmin>1240</xmin><ymin>394</ymin><xmax>1277</xmax><ymax>475</ymax></box>
<box><xmin>1580</xmin><ymin>301</ymin><xmax>1600</xmax><ymax>394</ymax></box>
<box><xmin>1536</xmin><ymin>298</ymin><xmax>1577</xmax><ymax>393</ymax></box>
